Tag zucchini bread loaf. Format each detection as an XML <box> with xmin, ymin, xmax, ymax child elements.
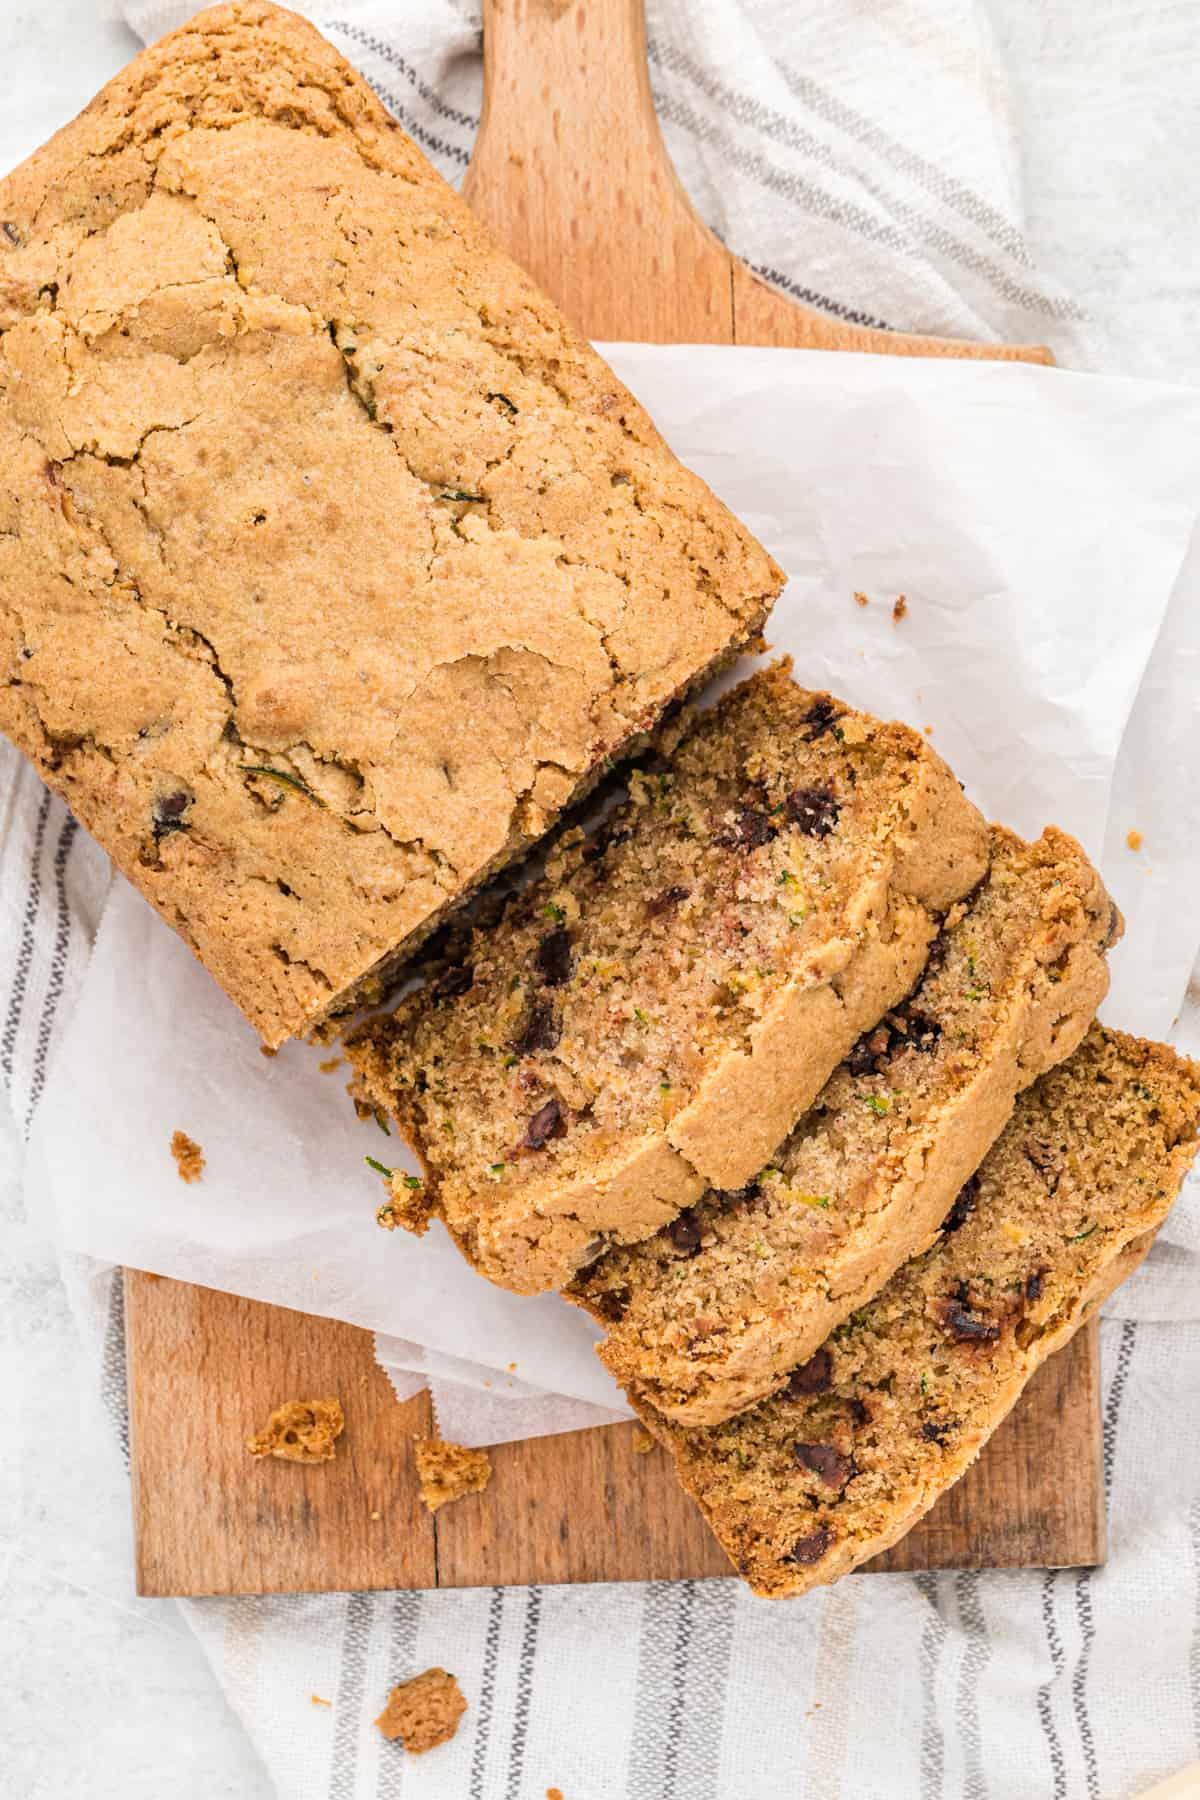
<box><xmin>634</xmin><ymin>1024</ymin><xmax>1200</xmax><ymax>1598</ymax></box>
<box><xmin>347</xmin><ymin>664</ymin><xmax>988</xmax><ymax>1292</ymax></box>
<box><xmin>572</xmin><ymin>824</ymin><xmax>1118</xmax><ymax>1424</ymax></box>
<box><xmin>0</xmin><ymin>1</ymin><xmax>782</xmax><ymax>1047</ymax></box>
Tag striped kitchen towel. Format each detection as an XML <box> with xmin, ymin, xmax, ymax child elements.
<box><xmin>4</xmin><ymin>1</ymin><xmax>1200</xmax><ymax>1795</ymax></box>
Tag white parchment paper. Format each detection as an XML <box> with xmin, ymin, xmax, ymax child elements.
<box><xmin>26</xmin><ymin>346</ymin><xmax>1200</xmax><ymax>1438</ymax></box>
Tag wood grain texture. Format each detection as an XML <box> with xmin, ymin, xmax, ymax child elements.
<box><xmin>126</xmin><ymin>1273</ymin><xmax>437</xmax><ymax>1597</ymax></box>
<box><xmin>125</xmin><ymin>0</ymin><xmax>1099</xmax><ymax>1599</ymax></box>
<box><xmin>463</xmin><ymin>0</ymin><xmax>1053</xmax><ymax>363</ymax></box>
<box><xmin>127</xmin><ymin>1274</ymin><xmax>1102</xmax><ymax>1595</ymax></box>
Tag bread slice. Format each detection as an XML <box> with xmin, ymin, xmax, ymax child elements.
<box><xmin>632</xmin><ymin>1024</ymin><xmax>1200</xmax><ymax>1598</ymax></box>
<box><xmin>347</xmin><ymin>664</ymin><xmax>989</xmax><ymax>1293</ymax></box>
<box><xmin>0</xmin><ymin>1</ymin><xmax>782</xmax><ymax>1047</ymax></box>
<box><xmin>572</xmin><ymin>824</ymin><xmax>1119</xmax><ymax>1424</ymax></box>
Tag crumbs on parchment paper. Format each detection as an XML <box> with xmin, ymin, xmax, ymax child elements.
<box><xmin>170</xmin><ymin>1130</ymin><xmax>205</xmax><ymax>1183</ymax></box>
<box><xmin>1126</xmin><ymin>829</ymin><xmax>1143</xmax><ymax>852</ymax></box>
<box><xmin>892</xmin><ymin>594</ymin><xmax>908</xmax><ymax>622</ymax></box>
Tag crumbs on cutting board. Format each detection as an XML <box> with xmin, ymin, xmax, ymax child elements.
<box><xmin>414</xmin><ymin>1438</ymin><xmax>493</xmax><ymax>1513</ymax></box>
<box><xmin>1127</xmin><ymin>829</ymin><xmax>1144</xmax><ymax>852</ymax></box>
<box><xmin>246</xmin><ymin>1398</ymin><xmax>345</xmax><ymax>1464</ymax></box>
<box><xmin>170</xmin><ymin>1129</ymin><xmax>205</xmax><ymax>1184</ymax></box>
<box><xmin>892</xmin><ymin>594</ymin><xmax>909</xmax><ymax>622</ymax></box>
<box><xmin>631</xmin><ymin>1429</ymin><xmax>656</xmax><ymax>1455</ymax></box>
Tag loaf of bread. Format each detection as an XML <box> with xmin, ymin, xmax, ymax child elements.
<box><xmin>347</xmin><ymin>664</ymin><xmax>989</xmax><ymax>1292</ymax></box>
<box><xmin>632</xmin><ymin>1025</ymin><xmax>1200</xmax><ymax>1597</ymax></box>
<box><xmin>572</xmin><ymin>824</ymin><xmax>1118</xmax><ymax>1424</ymax></box>
<box><xmin>0</xmin><ymin>1</ymin><xmax>782</xmax><ymax>1046</ymax></box>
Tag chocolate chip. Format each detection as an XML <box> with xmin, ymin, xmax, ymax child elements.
<box><xmin>583</xmin><ymin>819</ymin><xmax>632</xmax><ymax>864</ymax></box>
<box><xmin>920</xmin><ymin>1419</ymin><xmax>952</xmax><ymax>1445</ymax></box>
<box><xmin>845</xmin><ymin>1397</ymin><xmax>870</xmax><ymax>1426</ymax></box>
<box><xmin>523</xmin><ymin>1096</ymin><xmax>566</xmax><ymax>1150</ymax></box>
<box><xmin>801</xmin><ymin>697</ymin><xmax>842</xmax><ymax>741</ymax></box>
<box><xmin>512</xmin><ymin>999</ymin><xmax>560</xmax><ymax>1055</ymax></box>
<box><xmin>1025</xmin><ymin>1269</ymin><xmax>1045</xmax><ymax>1303</ymax></box>
<box><xmin>535</xmin><ymin>928</ymin><xmax>573</xmax><ymax>988</ymax></box>
<box><xmin>431</xmin><ymin>963</ymin><xmax>474</xmax><ymax>1001</ymax></box>
<box><xmin>1022</xmin><ymin>1137</ymin><xmax>1062</xmax><ymax>1192</ymax></box>
<box><xmin>636</xmin><ymin>749</ymin><xmax>673</xmax><ymax>777</ymax></box>
<box><xmin>941</xmin><ymin>1174</ymin><xmax>979</xmax><ymax>1234</ymax></box>
<box><xmin>845</xmin><ymin>1035</ymin><xmax>882</xmax><ymax>1078</ymax></box>
<box><xmin>787</xmin><ymin>785</ymin><xmax>839</xmax><ymax>837</ymax></box>
<box><xmin>786</xmin><ymin>1349</ymin><xmax>833</xmax><ymax>1397</ymax></box>
<box><xmin>1103</xmin><ymin>900</ymin><xmax>1122</xmax><ymax>948</ymax></box>
<box><xmin>794</xmin><ymin>1442</ymin><xmax>857</xmax><ymax>1490</ymax></box>
<box><xmin>712</xmin><ymin>1181</ymin><xmax>761</xmax><ymax>1209</ymax></box>
<box><xmin>717</xmin><ymin>805</ymin><xmax>777</xmax><ymax>850</ymax></box>
<box><xmin>933</xmin><ymin>1295</ymin><xmax>1001</xmax><ymax>1344</ymax></box>
<box><xmin>896</xmin><ymin>1011</ymin><xmax>941</xmax><ymax>1055</ymax></box>
<box><xmin>646</xmin><ymin>884</ymin><xmax>691</xmax><ymax>918</ymax></box>
<box><xmin>587</xmin><ymin>1285</ymin><xmax>629</xmax><ymax>1323</ymax></box>
<box><xmin>151</xmin><ymin>790</ymin><xmax>192</xmax><ymax>840</ymax></box>
<box><xmin>668</xmin><ymin>1209</ymin><xmax>702</xmax><ymax>1256</ymax></box>
<box><xmin>785</xmin><ymin>1525</ymin><xmax>834</xmax><ymax>1566</ymax></box>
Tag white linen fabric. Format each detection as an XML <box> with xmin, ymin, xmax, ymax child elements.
<box><xmin>5</xmin><ymin>2</ymin><xmax>1200</xmax><ymax>1796</ymax></box>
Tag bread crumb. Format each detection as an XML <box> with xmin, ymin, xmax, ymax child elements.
<box><xmin>311</xmin><ymin>1695</ymin><xmax>332</xmax><ymax>1708</ymax></box>
<box><xmin>414</xmin><ymin>1438</ymin><xmax>492</xmax><ymax>1512</ymax></box>
<box><xmin>375</xmin><ymin>1669</ymin><xmax>467</xmax><ymax>1753</ymax></box>
<box><xmin>508</xmin><ymin>1361</ymin><xmax>518</xmax><ymax>1372</ymax></box>
<box><xmin>923</xmin><ymin>724</ymin><xmax>934</xmax><ymax>737</ymax></box>
<box><xmin>247</xmin><ymin>1398</ymin><xmax>345</xmax><ymax>1464</ymax></box>
<box><xmin>853</xmin><ymin>590</ymin><xmax>869</xmax><ymax>608</ymax></box>
<box><xmin>1126</xmin><ymin>829</ymin><xmax>1143</xmax><ymax>852</ymax></box>
<box><xmin>260</xmin><ymin>1044</ymin><xmax>278</xmax><ymax>1058</ymax></box>
<box><xmin>631</xmin><ymin>1429</ymin><xmax>656</xmax><ymax>1455</ymax></box>
<box><xmin>319</xmin><ymin>1055</ymin><xmax>344</xmax><ymax>1073</ymax></box>
<box><xmin>547</xmin><ymin>1789</ymin><xmax>565</xmax><ymax>1799</ymax></box>
<box><xmin>892</xmin><ymin>594</ymin><xmax>908</xmax><ymax>622</ymax></box>
<box><xmin>370</xmin><ymin>1509</ymin><xmax>381</xmax><ymax>1521</ymax></box>
<box><xmin>170</xmin><ymin>1130</ymin><xmax>205</xmax><ymax>1184</ymax></box>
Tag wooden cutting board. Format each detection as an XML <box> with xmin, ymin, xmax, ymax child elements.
<box><xmin>126</xmin><ymin>0</ymin><xmax>1104</xmax><ymax>1598</ymax></box>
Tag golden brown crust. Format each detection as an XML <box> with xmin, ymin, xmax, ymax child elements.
<box><xmin>347</xmin><ymin>666</ymin><xmax>989</xmax><ymax>1293</ymax></box>
<box><xmin>574</xmin><ymin>823</ymin><xmax>1117</xmax><ymax>1424</ymax></box>
<box><xmin>0</xmin><ymin>2</ymin><xmax>781</xmax><ymax>1046</ymax></box>
<box><xmin>633</xmin><ymin>1025</ymin><xmax>1200</xmax><ymax>1597</ymax></box>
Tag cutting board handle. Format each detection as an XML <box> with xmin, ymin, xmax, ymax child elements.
<box><xmin>464</xmin><ymin>0</ymin><xmax>736</xmax><ymax>341</ymax></box>
<box><xmin>463</xmin><ymin>0</ymin><xmax>1053</xmax><ymax>362</ymax></box>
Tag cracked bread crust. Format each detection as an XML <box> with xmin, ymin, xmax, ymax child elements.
<box><xmin>634</xmin><ymin>1025</ymin><xmax>1200</xmax><ymax>1598</ymax></box>
<box><xmin>346</xmin><ymin>665</ymin><xmax>989</xmax><ymax>1294</ymax></box>
<box><xmin>573</xmin><ymin>824</ymin><xmax>1119</xmax><ymax>1425</ymax></box>
<box><xmin>0</xmin><ymin>2</ymin><xmax>782</xmax><ymax>1047</ymax></box>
